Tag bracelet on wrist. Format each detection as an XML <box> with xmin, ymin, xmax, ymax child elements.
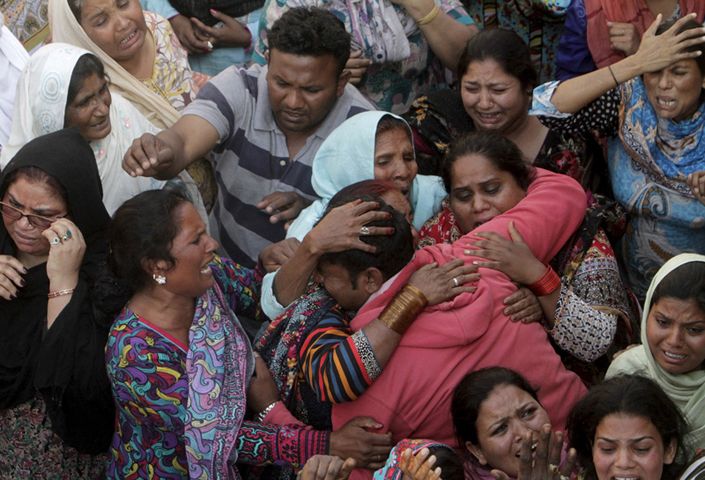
<box><xmin>255</xmin><ymin>401</ymin><xmax>279</xmax><ymax>422</ymax></box>
<box><xmin>527</xmin><ymin>264</ymin><xmax>561</xmax><ymax>297</ymax></box>
<box><xmin>48</xmin><ymin>288</ymin><xmax>75</xmax><ymax>298</ymax></box>
<box><xmin>378</xmin><ymin>284</ymin><xmax>428</xmax><ymax>335</ymax></box>
<box><xmin>416</xmin><ymin>4</ymin><xmax>440</xmax><ymax>25</ymax></box>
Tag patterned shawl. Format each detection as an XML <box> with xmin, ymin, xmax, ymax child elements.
<box><xmin>255</xmin><ymin>283</ymin><xmax>340</xmax><ymax>425</ymax></box>
<box><xmin>184</xmin><ymin>279</ymin><xmax>254</xmax><ymax>480</ymax></box>
<box><xmin>374</xmin><ymin>439</ymin><xmax>454</xmax><ymax>480</ymax></box>
<box><xmin>619</xmin><ymin>77</ymin><xmax>705</xmax><ymax>196</ymax></box>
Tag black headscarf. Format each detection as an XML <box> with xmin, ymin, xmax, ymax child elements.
<box><xmin>0</xmin><ymin>128</ymin><xmax>114</xmax><ymax>453</ymax></box>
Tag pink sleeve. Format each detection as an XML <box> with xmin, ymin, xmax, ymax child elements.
<box><xmin>467</xmin><ymin>168</ymin><xmax>587</xmax><ymax>263</ymax></box>
<box><xmin>263</xmin><ymin>401</ymin><xmax>306</xmax><ymax>426</ymax></box>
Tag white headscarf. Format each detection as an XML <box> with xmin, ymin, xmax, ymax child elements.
<box><xmin>286</xmin><ymin>110</ymin><xmax>446</xmax><ymax>240</ymax></box>
<box><xmin>607</xmin><ymin>253</ymin><xmax>705</xmax><ymax>449</ymax></box>
<box><xmin>0</xmin><ymin>12</ymin><xmax>30</xmax><ymax>147</ymax></box>
<box><xmin>0</xmin><ymin>43</ymin><xmax>165</xmax><ymax>214</ymax></box>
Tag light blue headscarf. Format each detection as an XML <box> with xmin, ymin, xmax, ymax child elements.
<box><xmin>286</xmin><ymin>110</ymin><xmax>446</xmax><ymax>240</ymax></box>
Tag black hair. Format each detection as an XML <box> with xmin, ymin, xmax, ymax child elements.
<box><xmin>457</xmin><ymin>28</ymin><xmax>538</xmax><ymax>91</ymax></box>
<box><xmin>66</xmin><ymin>54</ymin><xmax>107</xmax><ymax>106</ymax></box>
<box><xmin>328</xmin><ymin>180</ymin><xmax>399</xmax><ymax>204</ymax></box>
<box><xmin>267</xmin><ymin>7</ymin><xmax>351</xmax><ymax>75</ymax></box>
<box><xmin>64</xmin><ymin>54</ymin><xmax>108</xmax><ymax>127</ymax></box>
<box><xmin>68</xmin><ymin>0</ymin><xmax>85</xmax><ymax>22</ymax></box>
<box><xmin>108</xmin><ymin>189</ymin><xmax>190</xmax><ymax>294</ymax></box>
<box><xmin>651</xmin><ymin>260</ymin><xmax>705</xmax><ymax>314</ymax></box>
<box><xmin>656</xmin><ymin>19</ymin><xmax>705</xmax><ymax>77</ymax></box>
<box><xmin>317</xmin><ymin>197</ymin><xmax>414</xmax><ymax>287</ymax></box>
<box><xmin>428</xmin><ymin>446</ymin><xmax>465</xmax><ymax>480</ymax></box>
<box><xmin>567</xmin><ymin>374</ymin><xmax>689</xmax><ymax>480</ymax></box>
<box><xmin>376</xmin><ymin>114</ymin><xmax>412</xmax><ymax>145</ymax></box>
<box><xmin>452</xmin><ymin>367</ymin><xmax>540</xmax><ymax>452</ymax></box>
<box><xmin>2</xmin><ymin>166</ymin><xmax>70</xmax><ymax>217</ymax></box>
<box><xmin>442</xmin><ymin>131</ymin><xmax>535</xmax><ymax>194</ymax></box>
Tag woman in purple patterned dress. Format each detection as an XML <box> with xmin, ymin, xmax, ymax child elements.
<box><xmin>105</xmin><ymin>189</ymin><xmax>331</xmax><ymax>480</ymax></box>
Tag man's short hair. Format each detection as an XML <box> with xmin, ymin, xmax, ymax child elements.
<box><xmin>267</xmin><ymin>7</ymin><xmax>352</xmax><ymax>76</ymax></box>
<box><xmin>318</xmin><ymin>199</ymin><xmax>414</xmax><ymax>287</ymax></box>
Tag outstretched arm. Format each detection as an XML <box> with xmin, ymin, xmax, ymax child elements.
<box><xmin>550</xmin><ymin>14</ymin><xmax>705</xmax><ymax>113</ymax></box>
<box><xmin>123</xmin><ymin>115</ymin><xmax>219</xmax><ymax>180</ymax></box>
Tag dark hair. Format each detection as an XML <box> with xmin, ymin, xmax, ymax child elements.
<box><xmin>376</xmin><ymin>114</ymin><xmax>413</xmax><ymax>145</ymax></box>
<box><xmin>65</xmin><ymin>54</ymin><xmax>107</xmax><ymax>116</ymax></box>
<box><xmin>567</xmin><ymin>374</ymin><xmax>689</xmax><ymax>480</ymax></box>
<box><xmin>108</xmin><ymin>190</ymin><xmax>190</xmax><ymax>294</ymax></box>
<box><xmin>428</xmin><ymin>446</ymin><xmax>465</xmax><ymax>480</ymax></box>
<box><xmin>656</xmin><ymin>19</ymin><xmax>705</xmax><ymax>77</ymax></box>
<box><xmin>651</xmin><ymin>261</ymin><xmax>705</xmax><ymax>313</ymax></box>
<box><xmin>457</xmin><ymin>28</ymin><xmax>538</xmax><ymax>91</ymax></box>
<box><xmin>329</xmin><ymin>180</ymin><xmax>399</xmax><ymax>205</ymax></box>
<box><xmin>452</xmin><ymin>367</ymin><xmax>539</xmax><ymax>449</ymax></box>
<box><xmin>442</xmin><ymin>131</ymin><xmax>535</xmax><ymax>193</ymax></box>
<box><xmin>68</xmin><ymin>0</ymin><xmax>85</xmax><ymax>22</ymax></box>
<box><xmin>2</xmin><ymin>166</ymin><xmax>70</xmax><ymax>215</ymax></box>
<box><xmin>317</xmin><ymin>198</ymin><xmax>414</xmax><ymax>286</ymax></box>
<box><xmin>267</xmin><ymin>7</ymin><xmax>351</xmax><ymax>75</ymax></box>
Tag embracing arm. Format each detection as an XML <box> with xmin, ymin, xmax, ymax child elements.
<box><xmin>395</xmin><ymin>0</ymin><xmax>477</xmax><ymax>70</ymax></box>
<box><xmin>237</xmin><ymin>421</ymin><xmax>329</xmax><ymax>468</ymax></box>
<box><xmin>549</xmin><ymin>14</ymin><xmax>705</xmax><ymax>113</ymax></box>
<box><xmin>122</xmin><ymin>115</ymin><xmax>219</xmax><ymax>180</ymax></box>
<box><xmin>300</xmin><ymin>261</ymin><xmax>477</xmax><ymax>403</ymax></box>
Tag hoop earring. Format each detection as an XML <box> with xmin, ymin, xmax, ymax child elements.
<box><xmin>153</xmin><ymin>274</ymin><xmax>166</xmax><ymax>285</ymax></box>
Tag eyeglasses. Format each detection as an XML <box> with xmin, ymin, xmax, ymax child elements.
<box><xmin>0</xmin><ymin>201</ymin><xmax>59</xmax><ymax>230</ymax></box>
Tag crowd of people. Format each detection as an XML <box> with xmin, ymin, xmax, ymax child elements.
<box><xmin>0</xmin><ymin>0</ymin><xmax>704</xmax><ymax>479</ymax></box>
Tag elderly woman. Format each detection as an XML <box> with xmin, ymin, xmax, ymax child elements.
<box><xmin>532</xmin><ymin>15</ymin><xmax>705</xmax><ymax>300</ymax></box>
<box><xmin>0</xmin><ymin>128</ymin><xmax>118</xmax><ymax>478</ymax></box>
<box><xmin>49</xmin><ymin>0</ymin><xmax>217</xmax><ymax>209</ymax></box>
<box><xmin>252</xmin><ymin>0</ymin><xmax>477</xmax><ymax>113</ymax></box>
<box><xmin>0</xmin><ymin>43</ymin><xmax>191</xmax><ymax>215</ymax></box>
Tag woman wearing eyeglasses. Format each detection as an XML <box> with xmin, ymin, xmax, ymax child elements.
<box><xmin>0</xmin><ymin>128</ymin><xmax>118</xmax><ymax>478</ymax></box>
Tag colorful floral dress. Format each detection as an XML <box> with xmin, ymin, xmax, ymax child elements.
<box><xmin>106</xmin><ymin>256</ymin><xmax>328</xmax><ymax>479</ymax></box>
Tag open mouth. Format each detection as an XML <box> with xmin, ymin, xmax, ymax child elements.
<box><xmin>656</xmin><ymin>98</ymin><xmax>676</xmax><ymax>107</ymax></box>
<box><xmin>120</xmin><ymin>31</ymin><xmax>136</xmax><ymax>45</ymax></box>
<box><xmin>92</xmin><ymin>117</ymin><xmax>110</xmax><ymax>129</ymax></box>
<box><xmin>515</xmin><ymin>442</ymin><xmax>538</xmax><ymax>457</ymax></box>
<box><xmin>663</xmin><ymin>351</ymin><xmax>686</xmax><ymax>360</ymax></box>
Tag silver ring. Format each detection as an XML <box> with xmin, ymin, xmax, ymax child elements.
<box><xmin>61</xmin><ymin>235</ymin><xmax>69</xmax><ymax>241</ymax></box>
<box><xmin>548</xmin><ymin>464</ymin><xmax>560</xmax><ymax>474</ymax></box>
<box><xmin>49</xmin><ymin>237</ymin><xmax>61</xmax><ymax>245</ymax></box>
<box><xmin>560</xmin><ymin>476</ymin><xmax>570</xmax><ymax>480</ymax></box>
<box><xmin>360</xmin><ymin>226</ymin><xmax>371</xmax><ymax>236</ymax></box>
<box><xmin>453</xmin><ymin>277</ymin><xmax>459</xmax><ymax>287</ymax></box>
<box><xmin>206</xmin><ymin>40</ymin><xmax>214</xmax><ymax>50</ymax></box>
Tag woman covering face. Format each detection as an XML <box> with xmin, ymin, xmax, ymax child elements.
<box><xmin>0</xmin><ymin>127</ymin><xmax>115</xmax><ymax>477</ymax></box>
<box><xmin>607</xmin><ymin>253</ymin><xmax>705</xmax><ymax>448</ymax></box>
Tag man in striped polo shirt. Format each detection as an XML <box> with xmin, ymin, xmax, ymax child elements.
<box><xmin>123</xmin><ymin>7</ymin><xmax>375</xmax><ymax>268</ymax></box>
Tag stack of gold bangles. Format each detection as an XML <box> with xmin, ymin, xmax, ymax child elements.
<box><xmin>378</xmin><ymin>284</ymin><xmax>428</xmax><ymax>334</ymax></box>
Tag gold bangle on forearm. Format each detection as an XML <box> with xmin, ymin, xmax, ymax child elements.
<box><xmin>416</xmin><ymin>4</ymin><xmax>440</xmax><ymax>26</ymax></box>
<box><xmin>378</xmin><ymin>284</ymin><xmax>428</xmax><ymax>335</ymax></box>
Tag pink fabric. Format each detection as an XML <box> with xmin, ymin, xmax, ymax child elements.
<box><xmin>585</xmin><ymin>0</ymin><xmax>705</xmax><ymax>69</ymax></box>
<box><xmin>331</xmin><ymin>169</ymin><xmax>589</xmax><ymax>480</ymax></box>
<box><xmin>264</xmin><ymin>401</ymin><xmax>306</xmax><ymax>426</ymax></box>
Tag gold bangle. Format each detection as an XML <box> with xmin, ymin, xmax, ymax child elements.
<box><xmin>416</xmin><ymin>4</ymin><xmax>440</xmax><ymax>26</ymax></box>
<box><xmin>48</xmin><ymin>288</ymin><xmax>75</xmax><ymax>298</ymax></box>
<box><xmin>378</xmin><ymin>284</ymin><xmax>429</xmax><ymax>335</ymax></box>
